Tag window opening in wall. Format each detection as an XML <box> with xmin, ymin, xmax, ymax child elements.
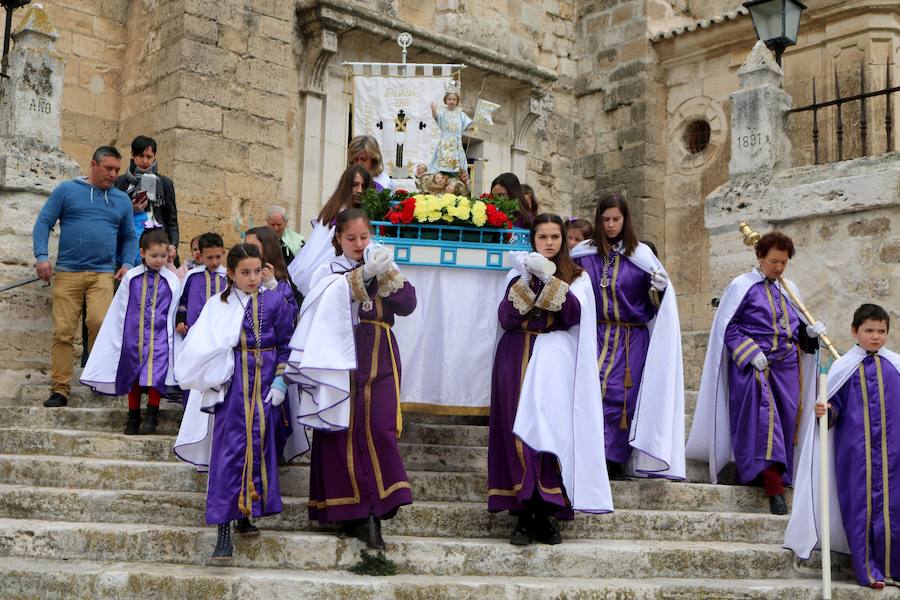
<box><xmin>683</xmin><ymin>120</ymin><xmax>712</xmax><ymax>154</ymax></box>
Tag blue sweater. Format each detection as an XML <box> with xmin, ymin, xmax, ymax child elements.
<box><xmin>33</xmin><ymin>178</ymin><xmax>138</xmax><ymax>273</ymax></box>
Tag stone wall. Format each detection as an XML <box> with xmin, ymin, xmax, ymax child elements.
<box><xmin>706</xmin><ymin>152</ymin><xmax>900</xmax><ymax>353</ymax></box>
<box><xmin>574</xmin><ymin>0</ymin><xmax>668</xmax><ymax>254</ymax></box>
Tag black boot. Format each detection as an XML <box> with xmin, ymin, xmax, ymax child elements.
<box><xmin>606</xmin><ymin>459</ymin><xmax>625</xmax><ymax>480</ymax></box>
<box><xmin>355</xmin><ymin>514</ymin><xmax>385</xmax><ymax>550</ymax></box>
<box><xmin>210</xmin><ymin>523</ymin><xmax>233</xmax><ymax>564</ymax></box>
<box><xmin>124</xmin><ymin>409</ymin><xmax>141</xmax><ymax>435</ymax></box>
<box><xmin>234</xmin><ymin>517</ymin><xmax>259</xmax><ymax>537</ymax></box>
<box><xmin>509</xmin><ymin>512</ymin><xmax>533</xmax><ymax>546</ymax></box>
<box><xmin>533</xmin><ymin>513</ymin><xmax>563</xmax><ymax>545</ymax></box>
<box><xmin>139</xmin><ymin>405</ymin><xmax>159</xmax><ymax>435</ymax></box>
<box><xmin>769</xmin><ymin>495</ymin><xmax>788</xmax><ymax>515</ymax></box>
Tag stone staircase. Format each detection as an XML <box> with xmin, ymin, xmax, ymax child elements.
<box><xmin>0</xmin><ymin>379</ymin><xmax>895</xmax><ymax>599</ymax></box>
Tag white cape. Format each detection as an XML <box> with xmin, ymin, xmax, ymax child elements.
<box><xmin>685</xmin><ymin>270</ymin><xmax>818</xmax><ymax>483</ymax></box>
<box><xmin>284</xmin><ymin>257</ymin><xmax>357</xmax><ymax>431</ymax></box>
<box><xmin>288</xmin><ymin>220</ymin><xmax>336</xmax><ymax>297</ymax></box>
<box><xmin>511</xmin><ymin>271</ymin><xmax>614</xmax><ymax>513</ymax></box>
<box><xmin>571</xmin><ymin>241</ymin><xmax>686</xmax><ymax>479</ymax></box>
<box><xmin>784</xmin><ymin>345</ymin><xmax>900</xmax><ymax>559</ymax></box>
<box><xmin>172</xmin><ymin>288</ymin><xmax>309</xmax><ymax>468</ymax></box>
<box><xmin>81</xmin><ymin>264</ymin><xmax>181</xmax><ymax>395</ymax></box>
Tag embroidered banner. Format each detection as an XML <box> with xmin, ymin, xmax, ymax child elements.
<box><xmin>350</xmin><ymin>64</ymin><xmax>461</xmax><ymax>177</ymax></box>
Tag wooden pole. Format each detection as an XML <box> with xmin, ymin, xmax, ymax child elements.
<box><xmin>819</xmin><ymin>369</ymin><xmax>832</xmax><ymax>599</ymax></box>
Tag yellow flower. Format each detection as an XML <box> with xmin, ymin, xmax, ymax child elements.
<box><xmin>472</xmin><ymin>201</ymin><xmax>487</xmax><ymax>227</ymax></box>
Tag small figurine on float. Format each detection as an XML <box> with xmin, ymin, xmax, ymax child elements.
<box><xmin>429</xmin><ymin>79</ymin><xmax>471</xmax><ymax>175</ymax></box>
<box><xmin>415</xmin><ymin>163</ymin><xmax>471</xmax><ymax>196</ymax></box>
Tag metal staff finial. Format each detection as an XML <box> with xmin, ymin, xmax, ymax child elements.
<box><xmin>397</xmin><ymin>32</ymin><xmax>412</xmax><ymax>65</ymax></box>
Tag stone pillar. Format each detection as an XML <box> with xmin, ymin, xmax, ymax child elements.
<box><xmin>0</xmin><ymin>4</ymin><xmax>79</xmax><ymax>193</ymax></box>
<box><xmin>296</xmin><ymin>25</ymin><xmax>339</xmax><ymax>234</ymax></box>
<box><xmin>728</xmin><ymin>41</ymin><xmax>793</xmax><ymax>177</ymax></box>
<box><xmin>0</xmin><ymin>4</ymin><xmax>79</xmax><ymax>391</ymax></box>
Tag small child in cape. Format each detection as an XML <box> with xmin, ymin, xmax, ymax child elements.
<box><xmin>812</xmin><ymin>304</ymin><xmax>900</xmax><ymax>589</ymax></box>
<box><xmin>175</xmin><ymin>232</ymin><xmax>226</xmax><ymax>337</ymax></box>
<box><xmin>80</xmin><ymin>228</ymin><xmax>181</xmax><ymax>434</ymax></box>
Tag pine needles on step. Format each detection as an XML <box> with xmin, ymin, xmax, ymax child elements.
<box><xmin>348</xmin><ymin>550</ymin><xmax>397</xmax><ymax>576</ymax></box>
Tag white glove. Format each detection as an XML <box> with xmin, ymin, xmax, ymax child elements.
<box><xmin>509</xmin><ymin>251</ymin><xmax>531</xmax><ymax>283</ymax></box>
<box><xmin>262</xmin><ymin>276</ymin><xmax>278</xmax><ymax>290</ymax></box>
<box><xmin>362</xmin><ymin>245</ymin><xmax>393</xmax><ymax>279</ymax></box>
<box><xmin>265</xmin><ymin>376</ymin><xmax>286</xmax><ymax>406</ymax></box>
<box><xmin>524</xmin><ymin>252</ymin><xmax>556</xmax><ymax>283</ymax></box>
<box><xmin>650</xmin><ymin>268</ymin><xmax>668</xmax><ymax>292</ymax></box>
<box><xmin>751</xmin><ymin>353</ymin><xmax>768</xmax><ymax>371</ymax></box>
<box><xmin>806</xmin><ymin>321</ymin><xmax>827</xmax><ymax>338</ymax></box>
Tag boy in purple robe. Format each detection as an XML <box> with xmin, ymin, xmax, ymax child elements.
<box><xmin>174</xmin><ymin>243</ymin><xmax>295</xmax><ymax>564</ymax></box>
<box><xmin>81</xmin><ymin>229</ymin><xmax>180</xmax><ymax>434</ymax></box>
<box><xmin>288</xmin><ymin>209</ymin><xmax>415</xmax><ymax>551</ymax></box>
<box><xmin>815</xmin><ymin>304</ymin><xmax>900</xmax><ymax>589</ymax></box>
<box><xmin>175</xmin><ymin>232</ymin><xmax>226</xmax><ymax>335</ymax></box>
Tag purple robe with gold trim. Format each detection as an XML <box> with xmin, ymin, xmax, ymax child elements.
<box><xmin>205</xmin><ymin>289</ymin><xmax>295</xmax><ymax>525</ymax></box>
<box><xmin>488</xmin><ymin>275</ymin><xmax>580</xmax><ymax>519</ymax></box>
<box><xmin>575</xmin><ymin>249</ymin><xmax>658</xmax><ymax>464</ymax></box>
<box><xmin>114</xmin><ymin>269</ymin><xmax>175</xmax><ymax>395</ymax></box>
<box><xmin>178</xmin><ymin>268</ymin><xmax>227</xmax><ymax>327</ymax></box>
<box><xmin>308</xmin><ymin>274</ymin><xmax>416</xmax><ymax>523</ymax></box>
<box><xmin>724</xmin><ymin>280</ymin><xmax>810</xmax><ymax>485</ymax></box>
<box><xmin>830</xmin><ymin>352</ymin><xmax>900</xmax><ymax>585</ymax></box>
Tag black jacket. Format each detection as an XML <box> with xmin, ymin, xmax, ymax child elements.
<box><xmin>115</xmin><ymin>165</ymin><xmax>179</xmax><ymax>251</ymax></box>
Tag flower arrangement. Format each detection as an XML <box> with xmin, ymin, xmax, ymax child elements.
<box><xmin>373</xmin><ymin>190</ymin><xmax>518</xmax><ymax>230</ymax></box>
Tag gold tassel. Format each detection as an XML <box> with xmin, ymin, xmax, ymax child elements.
<box><xmin>619</xmin><ymin>407</ymin><xmax>628</xmax><ymax>431</ymax></box>
<box><xmin>624</xmin><ymin>365</ymin><xmax>633</xmax><ymax>389</ymax></box>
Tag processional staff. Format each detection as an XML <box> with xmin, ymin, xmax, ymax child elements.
<box><xmin>737</xmin><ymin>221</ymin><xmax>836</xmax><ymax>600</ymax></box>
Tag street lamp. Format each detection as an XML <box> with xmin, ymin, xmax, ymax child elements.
<box><xmin>2</xmin><ymin>0</ymin><xmax>32</xmax><ymax>79</ymax></box>
<box><xmin>742</xmin><ymin>0</ymin><xmax>806</xmax><ymax>67</ymax></box>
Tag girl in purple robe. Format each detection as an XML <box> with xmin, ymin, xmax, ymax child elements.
<box><xmin>81</xmin><ymin>228</ymin><xmax>180</xmax><ymax>435</ymax></box>
<box><xmin>572</xmin><ymin>193</ymin><xmax>669</xmax><ymax>479</ymax></box>
<box><xmin>173</xmin><ymin>243</ymin><xmax>295</xmax><ymax>564</ymax></box>
<box><xmin>298</xmin><ymin>209</ymin><xmax>416</xmax><ymax>551</ymax></box>
<box><xmin>244</xmin><ymin>226</ymin><xmax>300</xmax><ymax>462</ymax></box>
<box><xmin>288</xmin><ymin>166</ymin><xmax>373</xmax><ymax>298</ymax></box>
<box><xmin>489</xmin><ymin>214</ymin><xmax>584</xmax><ymax>545</ymax></box>
<box><xmin>815</xmin><ymin>304</ymin><xmax>900</xmax><ymax>588</ymax></box>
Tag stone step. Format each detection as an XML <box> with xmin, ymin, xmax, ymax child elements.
<box><xmin>0</xmin><ymin>484</ymin><xmax>790</xmax><ymax>544</ymax></box>
<box><xmin>2</xmin><ymin>557</ymin><xmax>885</xmax><ymax>600</ymax></box>
<box><xmin>0</xmin><ymin>427</ymin><xmax>494</xmax><ymax>473</ymax></box>
<box><xmin>0</xmin><ymin>426</ymin><xmax>726</xmax><ymax>483</ymax></box>
<box><xmin>0</xmin><ymin>518</ymin><xmax>848</xmax><ymax>580</ymax></box>
<box><xmin>0</xmin><ymin>454</ymin><xmax>782</xmax><ymax>511</ymax></box>
<box><xmin>0</xmin><ymin>405</ymin><xmax>490</xmax><ymax>447</ymax></box>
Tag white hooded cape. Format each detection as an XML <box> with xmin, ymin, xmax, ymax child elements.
<box><xmin>285</xmin><ymin>256</ymin><xmax>358</xmax><ymax>431</ymax></box>
<box><xmin>510</xmin><ymin>270</ymin><xmax>614</xmax><ymax>513</ymax></box>
<box><xmin>81</xmin><ymin>264</ymin><xmax>181</xmax><ymax>395</ymax></box>
<box><xmin>172</xmin><ymin>287</ymin><xmax>309</xmax><ymax>468</ymax></box>
<box><xmin>288</xmin><ymin>220</ymin><xmax>336</xmax><ymax>297</ymax></box>
<box><xmin>784</xmin><ymin>345</ymin><xmax>900</xmax><ymax>559</ymax></box>
<box><xmin>570</xmin><ymin>241</ymin><xmax>686</xmax><ymax>479</ymax></box>
<box><xmin>685</xmin><ymin>270</ymin><xmax>818</xmax><ymax>483</ymax></box>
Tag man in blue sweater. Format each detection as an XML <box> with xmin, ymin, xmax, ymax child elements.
<box><xmin>32</xmin><ymin>146</ymin><xmax>138</xmax><ymax>407</ymax></box>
